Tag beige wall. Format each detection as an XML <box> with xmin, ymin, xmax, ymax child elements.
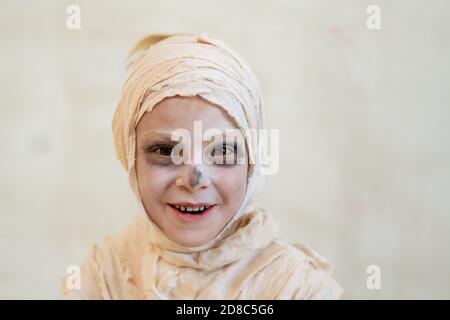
<box><xmin>1</xmin><ymin>0</ymin><xmax>449</xmax><ymax>299</ymax></box>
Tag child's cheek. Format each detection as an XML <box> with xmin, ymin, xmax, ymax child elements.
<box><xmin>136</xmin><ymin>158</ymin><xmax>173</xmax><ymax>193</ymax></box>
<box><xmin>209</xmin><ymin>164</ymin><xmax>247</xmax><ymax>195</ymax></box>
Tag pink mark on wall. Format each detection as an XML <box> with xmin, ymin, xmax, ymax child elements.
<box><xmin>329</xmin><ymin>25</ymin><xmax>353</xmax><ymax>48</ymax></box>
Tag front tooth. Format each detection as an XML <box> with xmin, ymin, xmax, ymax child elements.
<box><xmin>187</xmin><ymin>207</ymin><xmax>193</xmax><ymax>212</ymax></box>
<box><xmin>200</xmin><ymin>206</ymin><xmax>205</xmax><ymax>210</ymax></box>
<box><xmin>180</xmin><ymin>206</ymin><xmax>186</xmax><ymax>211</ymax></box>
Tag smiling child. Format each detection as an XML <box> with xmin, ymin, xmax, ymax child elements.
<box><xmin>62</xmin><ymin>33</ymin><xmax>343</xmax><ymax>300</ymax></box>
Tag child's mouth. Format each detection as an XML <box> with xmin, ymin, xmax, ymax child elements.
<box><xmin>168</xmin><ymin>203</ymin><xmax>216</xmax><ymax>221</ymax></box>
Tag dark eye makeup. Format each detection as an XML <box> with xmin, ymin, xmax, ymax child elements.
<box><xmin>146</xmin><ymin>144</ymin><xmax>173</xmax><ymax>156</ymax></box>
<box><xmin>142</xmin><ymin>140</ymin><xmax>245</xmax><ymax>166</ymax></box>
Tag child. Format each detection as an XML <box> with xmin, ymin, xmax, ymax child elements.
<box><xmin>62</xmin><ymin>33</ymin><xmax>343</xmax><ymax>299</ymax></box>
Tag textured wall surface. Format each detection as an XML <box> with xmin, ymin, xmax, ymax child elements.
<box><xmin>1</xmin><ymin>0</ymin><xmax>449</xmax><ymax>299</ymax></box>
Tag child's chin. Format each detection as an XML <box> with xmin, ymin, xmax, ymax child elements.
<box><xmin>170</xmin><ymin>231</ymin><xmax>215</xmax><ymax>248</ymax></box>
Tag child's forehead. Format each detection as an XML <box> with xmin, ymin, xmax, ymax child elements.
<box><xmin>137</xmin><ymin>111</ymin><xmax>241</xmax><ymax>138</ymax></box>
<box><xmin>138</xmin><ymin>129</ymin><xmax>246</xmax><ymax>142</ymax></box>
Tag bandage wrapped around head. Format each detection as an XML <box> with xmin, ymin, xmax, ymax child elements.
<box><xmin>112</xmin><ymin>32</ymin><xmax>266</xmax><ymax>251</ymax></box>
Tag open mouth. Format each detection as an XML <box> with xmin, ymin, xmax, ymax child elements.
<box><xmin>168</xmin><ymin>203</ymin><xmax>216</xmax><ymax>220</ymax></box>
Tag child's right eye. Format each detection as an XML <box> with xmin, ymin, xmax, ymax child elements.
<box><xmin>147</xmin><ymin>144</ymin><xmax>173</xmax><ymax>156</ymax></box>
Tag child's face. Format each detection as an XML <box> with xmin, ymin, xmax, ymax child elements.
<box><xmin>135</xmin><ymin>96</ymin><xmax>248</xmax><ymax>247</ymax></box>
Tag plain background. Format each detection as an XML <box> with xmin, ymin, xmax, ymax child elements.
<box><xmin>1</xmin><ymin>0</ymin><xmax>449</xmax><ymax>299</ymax></box>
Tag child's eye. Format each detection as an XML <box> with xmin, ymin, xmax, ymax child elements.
<box><xmin>211</xmin><ymin>143</ymin><xmax>236</xmax><ymax>156</ymax></box>
<box><xmin>147</xmin><ymin>144</ymin><xmax>173</xmax><ymax>156</ymax></box>
<box><xmin>208</xmin><ymin>142</ymin><xmax>243</xmax><ymax>165</ymax></box>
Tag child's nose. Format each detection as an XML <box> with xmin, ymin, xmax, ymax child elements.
<box><xmin>175</xmin><ymin>164</ymin><xmax>211</xmax><ymax>191</ymax></box>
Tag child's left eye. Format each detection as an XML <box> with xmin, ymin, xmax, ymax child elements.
<box><xmin>207</xmin><ymin>143</ymin><xmax>244</xmax><ymax>165</ymax></box>
<box><xmin>212</xmin><ymin>143</ymin><xmax>235</xmax><ymax>156</ymax></box>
